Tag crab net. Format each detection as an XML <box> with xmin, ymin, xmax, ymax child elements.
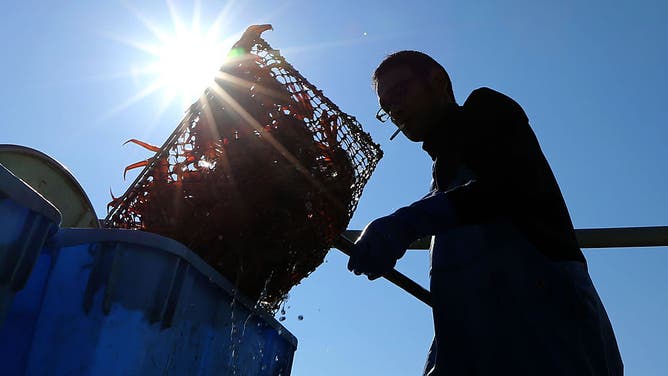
<box><xmin>105</xmin><ymin>28</ymin><xmax>382</xmax><ymax>311</ymax></box>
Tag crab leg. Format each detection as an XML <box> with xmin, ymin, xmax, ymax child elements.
<box><xmin>123</xmin><ymin>158</ymin><xmax>153</xmax><ymax>180</ymax></box>
<box><xmin>123</xmin><ymin>139</ymin><xmax>161</xmax><ymax>152</ymax></box>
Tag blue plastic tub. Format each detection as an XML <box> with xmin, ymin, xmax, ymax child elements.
<box><xmin>0</xmin><ymin>163</ymin><xmax>61</xmax><ymax>326</ymax></box>
<box><xmin>0</xmin><ymin>228</ymin><xmax>297</xmax><ymax>375</ymax></box>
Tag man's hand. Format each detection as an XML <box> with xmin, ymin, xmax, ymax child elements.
<box><xmin>347</xmin><ymin>215</ymin><xmax>412</xmax><ymax>280</ymax></box>
<box><xmin>347</xmin><ymin>192</ymin><xmax>458</xmax><ymax>280</ymax></box>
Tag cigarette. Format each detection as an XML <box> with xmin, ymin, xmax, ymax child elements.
<box><xmin>389</xmin><ymin>126</ymin><xmax>404</xmax><ymax>141</ymax></box>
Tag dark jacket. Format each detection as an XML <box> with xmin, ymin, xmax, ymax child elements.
<box><xmin>422</xmin><ymin>87</ymin><xmax>585</xmax><ymax>262</ymax></box>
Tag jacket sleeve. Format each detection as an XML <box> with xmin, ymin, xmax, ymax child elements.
<box><xmin>459</xmin><ymin>87</ymin><xmax>536</xmax><ymax>182</ymax></box>
<box><xmin>387</xmin><ymin>88</ymin><xmax>558</xmax><ymax>244</ymax></box>
<box><xmin>385</xmin><ymin>87</ymin><xmax>532</xmax><ymax>239</ymax></box>
<box><xmin>450</xmin><ymin>88</ymin><xmax>543</xmax><ymax>222</ymax></box>
<box><xmin>446</xmin><ymin>88</ymin><xmax>583</xmax><ymax>261</ymax></box>
<box><xmin>385</xmin><ymin>188</ymin><xmax>463</xmax><ymax>241</ymax></box>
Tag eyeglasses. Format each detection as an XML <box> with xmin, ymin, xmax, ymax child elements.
<box><xmin>375</xmin><ymin>108</ymin><xmax>402</xmax><ymax>140</ymax></box>
<box><xmin>376</xmin><ymin>108</ymin><xmax>391</xmax><ymax>123</ymax></box>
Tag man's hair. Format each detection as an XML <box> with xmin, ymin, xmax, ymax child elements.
<box><xmin>372</xmin><ymin>50</ymin><xmax>454</xmax><ymax>100</ymax></box>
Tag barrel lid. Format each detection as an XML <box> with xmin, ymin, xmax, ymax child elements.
<box><xmin>0</xmin><ymin>162</ymin><xmax>62</xmax><ymax>225</ymax></box>
<box><xmin>0</xmin><ymin>144</ymin><xmax>98</xmax><ymax>228</ymax></box>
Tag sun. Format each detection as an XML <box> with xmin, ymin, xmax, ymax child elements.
<box><xmin>111</xmin><ymin>2</ymin><xmax>244</xmax><ymax>113</ymax></box>
<box><xmin>151</xmin><ymin>28</ymin><xmax>227</xmax><ymax>108</ymax></box>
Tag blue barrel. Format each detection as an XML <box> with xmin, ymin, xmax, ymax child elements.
<box><xmin>0</xmin><ymin>163</ymin><xmax>61</xmax><ymax>326</ymax></box>
<box><xmin>0</xmin><ymin>228</ymin><xmax>297</xmax><ymax>375</ymax></box>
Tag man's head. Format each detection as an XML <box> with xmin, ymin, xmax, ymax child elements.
<box><xmin>373</xmin><ymin>51</ymin><xmax>456</xmax><ymax>142</ymax></box>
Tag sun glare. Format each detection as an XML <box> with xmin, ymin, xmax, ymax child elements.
<box><xmin>106</xmin><ymin>2</ymin><xmax>367</xmax><ymax>121</ymax></box>
<box><xmin>152</xmin><ymin>30</ymin><xmax>226</xmax><ymax>107</ymax></box>
<box><xmin>110</xmin><ymin>2</ymin><xmax>244</xmax><ymax>114</ymax></box>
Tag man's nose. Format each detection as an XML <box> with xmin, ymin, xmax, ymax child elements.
<box><xmin>387</xmin><ymin>104</ymin><xmax>405</xmax><ymax>122</ymax></box>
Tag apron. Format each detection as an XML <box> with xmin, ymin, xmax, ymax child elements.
<box><xmin>423</xmin><ymin>220</ymin><xmax>623</xmax><ymax>375</ymax></box>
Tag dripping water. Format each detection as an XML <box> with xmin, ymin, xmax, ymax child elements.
<box><xmin>228</xmin><ymin>262</ymin><xmax>244</xmax><ymax>375</ymax></box>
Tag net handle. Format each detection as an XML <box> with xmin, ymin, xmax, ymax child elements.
<box><xmin>334</xmin><ymin>234</ymin><xmax>432</xmax><ymax>307</ymax></box>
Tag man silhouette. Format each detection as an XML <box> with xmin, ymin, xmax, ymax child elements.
<box><xmin>348</xmin><ymin>51</ymin><xmax>623</xmax><ymax>375</ymax></box>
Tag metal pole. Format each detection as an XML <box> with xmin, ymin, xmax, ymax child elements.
<box><xmin>343</xmin><ymin>226</ymin><xmax>668</xmax><ymax>250</ymax></box>
<box><xmin>575</xmin><ymin>226</ymin><xmax>668</xmax><ymax>249</ymax></box>
<box><xmin>338</xmin><ymin>226</ymin><xmax>668</xmax><ymax>307</ymax></box>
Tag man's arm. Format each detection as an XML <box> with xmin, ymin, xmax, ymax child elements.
<box><xmin>456</xmin><ymin>87</ymin><xmax>583</xmax><ymax>260</ymax></box>
<box><xmin>347</xmin><ymin>187</ymin><xmax>467</xmax><ymax>279</ymax></box>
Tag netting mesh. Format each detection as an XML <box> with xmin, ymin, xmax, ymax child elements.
<box><xmin>104</xmin><ymin>29</ymin><xmax>382</xmax><ymax>311</ymax></box>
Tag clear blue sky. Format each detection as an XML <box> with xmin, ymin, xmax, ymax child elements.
<box><xmin>3</xmin><ymin>1</ymin><xmax>667</xmax><ymax>375</ymax></box>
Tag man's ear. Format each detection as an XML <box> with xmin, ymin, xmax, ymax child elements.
<box><xmin>428</xmin><ymin>68</ymin><xmax>450</xmax><ymax>98</ymax></box>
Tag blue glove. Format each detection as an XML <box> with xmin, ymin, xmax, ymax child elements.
<box><xmin>347</xmin><ymin>214</ymin><xmax>415</xmax><ymax>280</ymax></box>
<box><xmin>347</xmin><ymin>191</ymin><xmax>459</xmax><ymax>280</ymax></box>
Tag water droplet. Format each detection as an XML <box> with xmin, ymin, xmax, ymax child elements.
<box><xmin>278</xmin><ymin>329</ymin><xmax>283</xmax><ymax>335</ymax></box>
<box><xmin>297</xmin><ymin>315</ymin><xmax>304</xmax><ymax>321</ymax></box>
<box><xmin>275</xmin><ymin>355</ymin><xmax>279</xmax><ymax>362</ymax></box>
<box><xmin>278</xmin><ymin>316</ymin><xmax>285</xmax><ymax>322</ymax></box>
